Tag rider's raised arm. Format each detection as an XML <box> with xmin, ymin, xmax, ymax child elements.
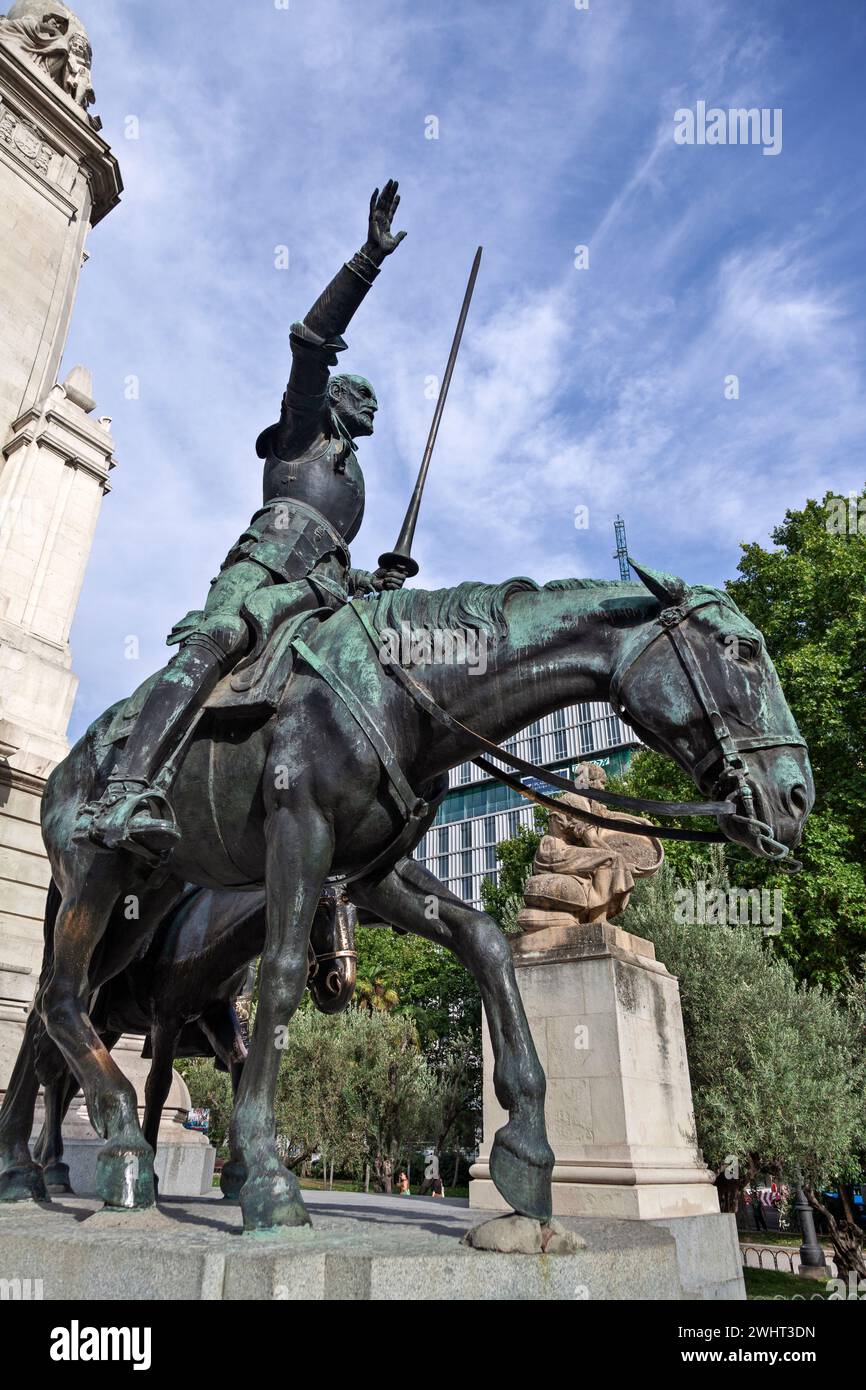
<box><xmin>259</xmin><ymin>181</ymin><xmax>406</xmax><ymax>460</ymax></box>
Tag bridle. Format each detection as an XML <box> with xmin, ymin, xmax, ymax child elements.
<box><xmin>607</xmin><ymin>592</ymin><xmax>807</xmax><ymax>856</ymax></box>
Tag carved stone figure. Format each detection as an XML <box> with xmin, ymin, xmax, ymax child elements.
<box><xmin>0</xmin><ymin>4</ymin><xmax>95</xmax><ymax>112</ymax></box>
<box><xmin>61</xmin><ymin>29</ymin><xmax>92</xmax><ymax>109</ymax></box>
<box><xmin>518</xmin><ymin>762</ymin><xmax>664</xmax><ymax>930</ymax></box>
<box><xmin>0</xmin><ymin>9</ymin><xmax>68</xmax><ymax>80</ymax></box>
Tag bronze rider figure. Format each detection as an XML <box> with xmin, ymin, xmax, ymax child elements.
<box><xmin>82</xmin><ymin>180</ymin><xmax>409</xmax><ymax>860</ymax></box>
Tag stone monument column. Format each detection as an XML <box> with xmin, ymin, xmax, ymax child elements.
<box><xmin>0</xmin><ymin>0</ymin><xmax>121</xmax><ymax>1100</ymax></box>
<box><xmin>0</xmin><ymin>4</ymin><xmax>213</xmax><ymax>1195</ymax></box>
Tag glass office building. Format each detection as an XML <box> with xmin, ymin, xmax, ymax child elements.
<box><xmin>411</xmin><ymin>702</ymin><xmax>641</xmax><ymax>907</ymax></box>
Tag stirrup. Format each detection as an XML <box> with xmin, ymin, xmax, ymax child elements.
<box><xmin>86</xmin><ymin>785</ymin><xmax>180</xmax><ymax>861</ymax></box>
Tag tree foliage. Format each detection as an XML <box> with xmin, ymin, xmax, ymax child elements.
<box><xmin>481</xmin><ymin>814</ymin><xmax>543</xmax><ymax>931</ymax></box>
<box><xmin>353</xmin><ymin>924</ymin><xmax>480</xmax><ymax>1053</ymax></box>
<box><xmin>614</xmin><ymin>491</ymin><xmax>866</xmax><ymax>986</ymax></box>
<box><xmin>181</xmin><ymin>1007</ymin><xmax>476</xmax><ymax>1194</ymax></box>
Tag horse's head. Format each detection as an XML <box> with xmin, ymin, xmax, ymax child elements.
<box><xmin>609</xmin><ymin>560</ymin><xmax>814</xmax><ymax>864</ymax></box>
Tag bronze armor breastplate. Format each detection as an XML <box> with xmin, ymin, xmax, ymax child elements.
<box><xmin>262</xmin><ymin>435</ymin><xmax>365</xmax><ymax>544</ymax></box>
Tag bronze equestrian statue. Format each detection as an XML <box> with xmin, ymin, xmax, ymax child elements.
<box><xmin>0</xmin><ymin>182</ymin><xmax>815</xmax><ymax>1234</ymax></box>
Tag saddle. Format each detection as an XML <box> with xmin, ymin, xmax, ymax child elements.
<box><xmin>96</xmin><ymin>593</ymin><xmax>332</xmax><ymax>750</ymax></box>
<box><xmin>204</xmin><ymin>602</ymin><xmax>330</xmax><ymax>719</ymax></box>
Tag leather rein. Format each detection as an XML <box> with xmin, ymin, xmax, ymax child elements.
<box><xmin>295</xmin><ymin>595</ymin><xmax>805</xmax><ymax>853</ymax></box>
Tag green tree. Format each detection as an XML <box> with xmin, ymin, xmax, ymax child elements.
<box><xmin>613</xmin><ymin>490</ymin><xmax>866</xmax><ymax>986</ymax></box>
<box><xmin>355</xmin><ymin>976</ymin><xmax>400</xmax><ymax>1013</ymax></box>
<box><xmin>726</xmin><ymin>490</ymin><xmax>866</xmax><ymax>985</ymax></box>
<box><xmin>178</xmin><ymin>1057</ymin><xmax>233</xmax><ymax>1155</ymax></box>
<box><xmin>337</xmin><ymin>1010</ymin><xmax>436</xmax><ymax>1193</ymax></box>
<box><xmin>481</xmin><ymin>814</ymin><xmax>543</xmax><ymax>931</ymax></box>
<box><xmin>426</xmin><ymin>1032</ymin><xmax>481</xmax><ymax>1160</ymax></box>
<box><xmin>272</xmin><ymin>1009</ymin><xmax>362</xmax><ymax>1173</ymax></box>
<box><xmin>353</xmin><ymin>925</ymin><xmax>480</xmax><ymax>1052</ymax></box>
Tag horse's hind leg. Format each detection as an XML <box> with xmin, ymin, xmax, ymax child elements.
<box><xmin>38</xmin><ymin>857</ymin><xmax>156</xmax><ymax>1209</ymax></box>
<box><xmin>0</xmin><ymin>1010</ymin><xmax>48</xmax><ymax>1201</ymax></box>
<box><xmin>199</xmin><ymin>1003</ymin><xmax>248</xmax><ymax>1201</ymax></box>
<box><xmin>32</xmin><ymin>1025</ymin><xmax>78</xmax><ymax>1194</ymax></box>
<box><xmin>141</xmin><ymin>1018</ymin><xmax>183</xmax><ymax>1198</ymax></box>
<box><xmin>33</xmin><ymin>1071</ymin><xmax>78</xmax><ymax>1194</ymax></box>
<box><xmin>0</xmin><ymin>879</ymin><xmax>64</xmax><ymax>1201</ymax></box>
<box><xmin>351</xmin><ymin>856</ymin><xmax>554</xmax><ymax>1223</ymax></box>
<box><xmin>33</xmin><ymin>1029</ymin><xmax>121</xmax><ymax>1193</ymax></box>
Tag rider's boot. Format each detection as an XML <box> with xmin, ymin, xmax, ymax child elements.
<box><xmin>82</xmin><ymin>618</ymin><xmax>248</xmax><ymax>860</ymax></box>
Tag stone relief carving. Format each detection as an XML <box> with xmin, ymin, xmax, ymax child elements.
<box><xmin>0</xmin><ymin>100</ymin><xmax>52</xmax><ymax>175</ymax></box>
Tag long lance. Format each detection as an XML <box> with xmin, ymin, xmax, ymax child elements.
<box><xmin>378</xmin><ymin>245</ymin><xmax>483</xmax><ymax>578</ymax></box>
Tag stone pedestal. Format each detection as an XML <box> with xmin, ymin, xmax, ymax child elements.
<box><xmin>471</xmin><ymin>920</ymin><xmax>720</xmax><ymax>1218</ymax></box>
<box><xmin>0</xmin><ymin>1192</ymin><xmax>709</xmax><ymax>1301</ymax></box>
<box><xmin>469</xmin><ymin>920</ymin><xmax>745</xmax><ymax>1297</ymax></box>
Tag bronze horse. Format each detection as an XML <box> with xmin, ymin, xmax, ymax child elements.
<box><xmin>29</xmin><ymin>885</ymin><xmax>357</xmax><ymax>1195</ymax></box>
<box><xmin>0</xmin><ymin>564</ymin><xmax>813</xmax><ymax>1230</ymax></box>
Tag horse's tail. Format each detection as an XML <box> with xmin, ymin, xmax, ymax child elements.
<box><xmin>34</xmin><ymin>877</ymin><xmax>62</xmax><ymax>994</ymax></box>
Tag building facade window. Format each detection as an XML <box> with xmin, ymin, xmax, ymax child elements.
<box><xmin>552</xmin><ymin>706</ymin><xmax>567</xmax><ymax>760</ymax></box>
<box><xmin>605</xmin><ymin>713</ymin><xmax>621</xmax><ymax>747</ymax></box>
<box><xmin>528</xmin><ymin>720</ymin><xmax>542</xmax><ymax>763</ymax></box>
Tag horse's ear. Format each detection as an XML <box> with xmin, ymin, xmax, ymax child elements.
<box><xmin>628</xmin><ymin>557</ymin><xmax>688</xmax><ymax>606</ymax></box>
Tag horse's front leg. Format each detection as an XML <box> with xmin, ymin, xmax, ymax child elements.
<box><xmin>351</xmin><ymin>856</ymin><xmax>554</xmax><ymax>1222</ymax></box>
<box><xmin>38</xmin><ymin>858</ymin><xmax>180</xmax><ymax>1211</ymax></box>
<box><xmin>231</xmin><ymin>805</ymin><xmax>332</xmax><ymax>1232</ymax></box>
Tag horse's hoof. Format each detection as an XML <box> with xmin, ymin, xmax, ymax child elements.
<box><xmin>240</xmin><ymin>1169</ymin><xmax>311</xmax><ymax>1233</ymax></box>
<box><xmin>41</xmin><ymin>1161</ymin><xmax>73</xmax><ymax>1195</ymax></box>
<box><xmin>96</xmin><ymin>1144</ymin><xmax>155</xmax><ymax>1209</ymax></box>
<box><xmin>220</xmin><ymin>1161</ymin><xmax>247</xmax><ymax>1202</ymax></box>
<box><xmin>489</xmin><ymin>1128</ymin><xmax>554</xmax><ymax>1224</ymax></box>
<box><xmin>0</xmin><ymin>1161</ymin><xmax>47</xmax><ymax>1204</ymax></box>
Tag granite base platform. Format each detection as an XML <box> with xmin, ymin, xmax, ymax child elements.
<box><xmin>0</xmin><ymin>1189</ymin><xmax>723</xmax><ymax>1301</ymax></box>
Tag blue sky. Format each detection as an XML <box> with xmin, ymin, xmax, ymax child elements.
<box><xmin>63</xmin><ymin>0</ymin><xmax>866</xmax><ymax>738</ymax></box>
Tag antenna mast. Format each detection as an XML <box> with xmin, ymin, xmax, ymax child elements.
<box><xmin>613</xmin><ymin>515</ymin><xmax>630</xmax><ymax>581</ymax></box>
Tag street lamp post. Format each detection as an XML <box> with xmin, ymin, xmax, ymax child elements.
<box><xmin>795</xmin><ymin>1186</ymin><xmax>831</xmax><ymax>1280</ymax></box>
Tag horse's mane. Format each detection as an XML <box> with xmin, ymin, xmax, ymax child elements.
<box><xmin>372</xmin><ymin>576</ymin><xmax>634</xmax><ymax>637</ymax></box>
